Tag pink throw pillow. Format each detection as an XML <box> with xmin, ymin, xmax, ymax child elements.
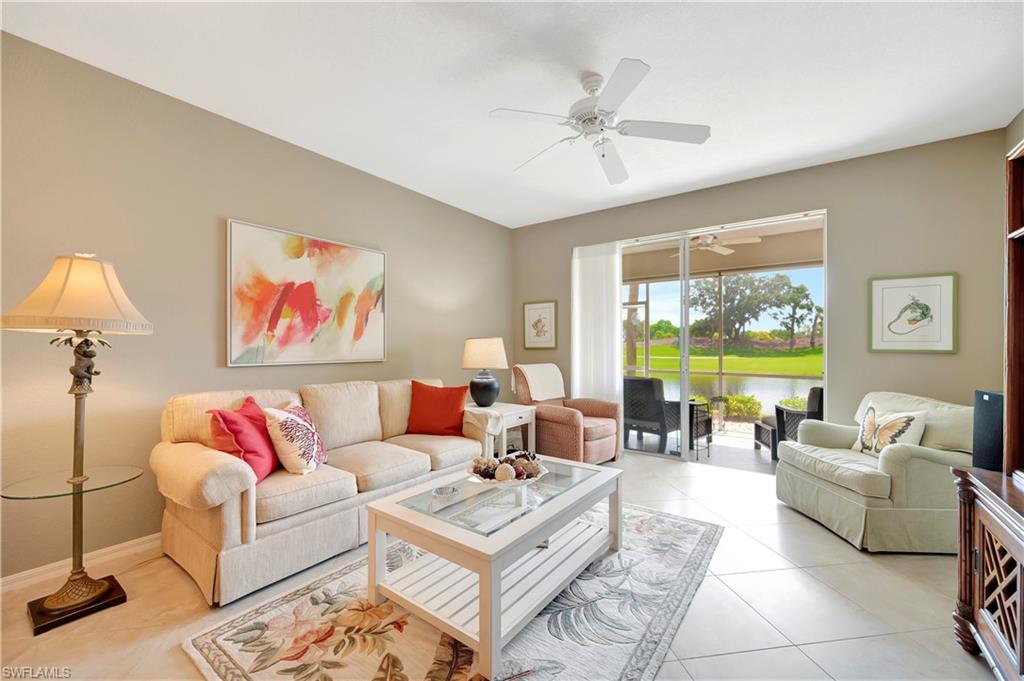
<box><xmin>208</xmin><ymin>396</ymin><xmax>279</xmax><ymax>482</ymax></box>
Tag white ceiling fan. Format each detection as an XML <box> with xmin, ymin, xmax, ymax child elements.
<box><xmin>671</xmin><ymin>234</ymin><xmax>763</xmax><ymax>256</ymax></box>
<box><xmin>490</xmin><ymin>58</ymin><xmax>711</xmax><ymax>185</ymax></box>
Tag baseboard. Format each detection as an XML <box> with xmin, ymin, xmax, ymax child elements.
<box><xmin>1</xmin><ymin>532</ymin><xmax>163</xmax><ymax>592</ymax></box>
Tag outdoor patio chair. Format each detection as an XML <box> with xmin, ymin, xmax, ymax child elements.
<box><xmin>754</xmin><ymin>386</ymin><xmax>824</xmax><ymax>460</ymax></box>
<box><xmin>623</xmin><ymin>376</ymin><xmax>677</xmax><ymax>453</ymax></box>
<box><xmin>623</xmin><ymin>377</ymin><xmax>713</xmax><ymax>455</ymax></box>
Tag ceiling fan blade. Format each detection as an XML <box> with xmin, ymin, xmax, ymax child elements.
<box><xmin>513</xmin><ymin>133</ymin><xmax>581</xmax><ymax>173</ymax></box>
<box><xmin>490</xmin><ymin>108</ymin><xmax>572</xmax><ymax>125</ymax></box>
<box><xmin>593</xmin><ymin>138</ymin><xmax>628</xmax><ymax>185</ymax></box>
<box><xmin>708</xmin><ymin>245</ymin><xmax>735</xmax><ymax>255</ymax></box>
<box><xmin>596</xmin><ymin>58</ymin><xmax>650</xmax><ymax>113</ymax></box>
<box><xmin>617</xmin><ymin>120</ymin><xmax>711</xmax><ymax>144</ymax></box>
<box><xmin>720</xmin><ymin>236</ymin><xmax>762</xmax><ymax>246</ymax></box>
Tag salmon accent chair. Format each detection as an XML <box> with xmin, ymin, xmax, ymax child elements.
<box><xmin>512</xmin><ymin>364</ymin><xmax>620</xmax><ymax>464</ymax></box>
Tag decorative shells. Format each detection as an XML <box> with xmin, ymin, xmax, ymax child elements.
<box><xmin>494</xmin><ymin>463</ymin><xmax>516</xmax><ymax>482</ymax></box>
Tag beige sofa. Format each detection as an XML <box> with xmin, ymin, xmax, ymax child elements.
<box><xmin>149</xmin><ymin>378</ymin><xmax>483</xmax><ymax>605</ymax></box>
<box><xmin>776</xmin><ymin>391</ymin><xmax>973</xmax><ymax>554</ymax></box>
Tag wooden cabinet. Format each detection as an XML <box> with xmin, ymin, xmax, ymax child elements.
<box><xmin>956</xmin><ymin>109</ymin><xmax>1024</xmax><ymax>681</ymax></box>
<box><xmin>954</xmin><ymin>467</ymin><xmax>1024</xmax><ymax>678</ymax></box>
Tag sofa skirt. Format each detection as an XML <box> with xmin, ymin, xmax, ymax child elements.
<box><xmin>776</xmin><ymin>462</ymin><xmax>957</xmax><ymax>554</ymax></box>
<box><xmin>163</xmin><ymin>505</ymin><xmax>360</xmax><ymax>605</ymax></box>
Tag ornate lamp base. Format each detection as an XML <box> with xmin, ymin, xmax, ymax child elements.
<box><xmin>28</xmin><ymin>573</ymin><xmax>126</xmax><ymax>636</ymax></box>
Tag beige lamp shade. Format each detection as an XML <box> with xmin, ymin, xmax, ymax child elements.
<box><xmin>1</xmin><ymin>254</ymin><xmax>153</xmax><ymax>334</ymax></box>
<box><xmin>462</xmin><ymin>337</ymin><xmax>508</xmax><ymax>369</ymax></box>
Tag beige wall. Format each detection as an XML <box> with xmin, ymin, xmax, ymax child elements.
<box><xmin>0</xmin><ymin>35</ymin><xmax>513</xmax><ymax>575</ymax></box>
<box><xmin>1009</xmin><ymin>109</ymin><xmax>1024</xmax><ymax>155</ymax></box>
<box><xmin>512</xmin><ymin>131</ymin><xmax>1007</xmax><ymax>424</ymax></box>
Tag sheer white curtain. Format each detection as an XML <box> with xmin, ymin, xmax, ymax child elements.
<box><xmin>570</xmin><ymin>241</ymin><xmax>622</xmax><ymax>402</ymax></box>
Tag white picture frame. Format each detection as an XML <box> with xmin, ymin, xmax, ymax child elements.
<box><xmin>523</xmin><ymin>301</ymin><xmax>557</xmax><ymax>350</ymax></box>
<box><xmin>869</xmin><ymin>272</ymin><xmax>957</xmax><ymax>353</ymax></box>
<box><xmin>227</xmin><ymin>219</ymin><xmax>386</xmax><ymax>366</ymax></box>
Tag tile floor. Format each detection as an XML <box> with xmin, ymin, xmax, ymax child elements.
<box><xmin>609</xmin><ymin>444</ymin><xmax>991</xmax><ymax>681</ymax></box>
<box><xmin>0</xmin><ymin>444</ymin><xmax>993</xmax><ymax>680</ymax></box>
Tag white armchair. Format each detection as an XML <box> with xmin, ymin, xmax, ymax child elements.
<box><xmin>776</xmin><ymin>391</ymin><xmax>973</xmax><ymax>553</ymax></box>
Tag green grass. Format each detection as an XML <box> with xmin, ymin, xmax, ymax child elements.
<box><xmin>625</xmin><ymin>344</ymin><xmax>823</xmax><ymax>376</ymax></box>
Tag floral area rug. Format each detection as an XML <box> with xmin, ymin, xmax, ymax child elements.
<box><xmin>184</xmin><ymin>504</ymin><xmax>721</xmax><ymax>681</ymax></box>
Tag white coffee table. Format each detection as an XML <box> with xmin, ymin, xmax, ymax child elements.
<box><xmin>366</xmin><ymin>456</ymin><xmax>622</xmax><ymax>680</ymax></box>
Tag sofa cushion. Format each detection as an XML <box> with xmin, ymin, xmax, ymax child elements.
<box><xmin>385</xmin><ymin>434</ymin><xmax>481</xmax><ymax>470</ymax></box>
<box><xmin>326</xmin><ymin>441</ymin><xmax>430</xmax><ymax>492</ymax></box>
<box><xmin>407</xmin><ymin>381</ymin><xmax>469</xmax><ymax>436</ymax></box>
<box><xmin>264</xmin><ymin>405</ymin><xmax>326</xmax><ymax>474</ymax></box>
<box><xmin>378</xmin><ymin>378</ymin><xmax>443</xmax><ymax>440</ymax></box>
<box><xmin>161</xmin><ymin>389</ymin><xmax>300</xmax><ymax>447</ymax></box>
<box><xmin>300</xmin><ymin>381</ymin><xmax>381</xmax><ymax>449</ymax></box>
<box><xmin>583</xmin><ymin>416</ymin><xmax>616</xmax><ymax>441</ymax></box>
<box><xmin>853</xmin><ymin>405</ymin><xmax>926</xmax><ymax>455</ymax></box>
<box><xmin>255</xmin><ymin>465</ymin><xmax>358</xmax><ymax>523</ymax></box>
<box><xmin>207</xmin><ymin>396</ymin><xmax>279</xmax><ymax>482</ymax></box>
<box><xmin>779</xmin><ymin>442</ymin><xmax>891</xmax><ymax>499</ymax></box>
<box><xmin>854</xmin><ymin>391</ymin><xmax>973</xmax><ymax>453</ymax></box>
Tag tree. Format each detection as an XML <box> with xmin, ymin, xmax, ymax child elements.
<box><xmin>809</xmin><ymin>304</ymin><xmax>823</xmax><ymax>349</ymax></box>
<box><xmin>691</xmin><ymin>273</ymin><xmax>786</xmax><ymax>341</ymax></box>
<box><xmin>770</xmin><ymin>283</ymin><xmax>814</xmax><ymax>350</ymax></box>
<box><xmin>650</xmin><ymin>319</ymin><xmax>679</xmax><ymax>339</ymax></box>
<box><xmin>689</xmin><ymin>317</ymin><xmax>715</xmax><ymax>338</ymax></box>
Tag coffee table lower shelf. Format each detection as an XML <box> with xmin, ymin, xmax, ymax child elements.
<box><xmin>378</xmin><ymin>519</ymin><xmax>610</xmax><ymax>650</ymax></box>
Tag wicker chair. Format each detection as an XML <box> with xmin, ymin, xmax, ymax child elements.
<box><xmin>754</xmin><ymin>387</ymin><xmax>824</xmax><ymax>460</ymax></box>
<box><xmin>623</xmin><ymin>377</ymin><xmax>713</xmax><ymax>455</ymax></box>
<box><xmin>623</xmin><ymin>377</ymin><xmax>678</xmax><ymax>453</ymax></box>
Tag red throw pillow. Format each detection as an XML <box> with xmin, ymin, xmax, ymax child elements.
<box><xmin>207</xmin><ymin>396</ymin><xmax>279</xmax><ymax>482</ymax></box>
<box><xmin>406</xmin><ymin>381</ymin><xmax>469</xmax><ymax>437</ymax></box>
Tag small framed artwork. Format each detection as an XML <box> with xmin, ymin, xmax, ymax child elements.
<box><xmin>869</xmin><ymin>273</ymin><xmax>957</xmax><ymax>353</ymax></box>
<box><xmin>523</xmin><ymin>301</ymin><xmax>557</xmax><ymax>349</ymax></box>
<box><xmin>228</xmin><ymin>219</ymin><xmax>385</xmax><ymax>366</ymax></box>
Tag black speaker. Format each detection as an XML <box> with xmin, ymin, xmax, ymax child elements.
<box><xmin>973</xmin><ymin>390</ymin><xmax>1004</xmax><ymax>472</ymax></box>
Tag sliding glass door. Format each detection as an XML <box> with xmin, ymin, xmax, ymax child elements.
<box><xmin>629</xmin><ymin>265</ymin><xmax>825</xmax><ymax>440</ymax></box>
<box><xmin>621</xmin><ymin>239</ymin><xmax>689</xmax><ymax>455</ymax></box>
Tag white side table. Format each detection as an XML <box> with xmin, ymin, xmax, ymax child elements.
<box><xmin>465</xmin><ymin>402</ymin><xmax>536</xmax><ymax>456</ymax></box>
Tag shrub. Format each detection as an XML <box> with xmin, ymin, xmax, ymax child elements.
<box><xmin>743</xmin><ymin>330</ymin><xmax>775</xmax><ymax>341</ymax></box>
<box><xmin>689</xmin><ymin>394</ymin><xmax>709</xmax><ymax>404</ymax></box>
<box><xmin>724</xmin><ymin>393</ymin><xmax>762</xmax><ymax>418</ymax></box>
<box><xmin>778</xmin><ymin>395</ymin><xmax>808</xmax><ymax>410</ymax></box>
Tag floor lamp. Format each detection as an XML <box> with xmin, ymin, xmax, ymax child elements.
<box><xmin>1</xmin><ymin>254</ymin><xmax>152</xmax><ymax>633</ymax></box>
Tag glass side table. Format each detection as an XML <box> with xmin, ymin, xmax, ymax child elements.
<box><xmin>1</xmin><ymin>465</ymin><xmax>143</xmax><ymax>635</ymax></box>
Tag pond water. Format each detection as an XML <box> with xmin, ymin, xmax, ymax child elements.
<box><xmin>639</xmin><ymin>372</ymin><xmax>822</xmax><ymax>416</ymax></box>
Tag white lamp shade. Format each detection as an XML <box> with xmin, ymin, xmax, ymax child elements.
<box><xmin>2</xmin><ymin>255</ymin><xmax>153</xmax><ymax>334</ymax></box>
<box><xmin>462</xmin><ymin>337</ymin><xmax>508</xmax><ymax>370</ymax></box>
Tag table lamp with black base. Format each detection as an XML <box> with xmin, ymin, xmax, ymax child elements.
<box><xmin>1</xmin><ymin>254</ymin><xmax>152</xmax><ymax>635</ymax></box>
<box><xmin>462</xmin><ymin>337</ymin><xmax>509</xmax><ymax>407</ymax></box>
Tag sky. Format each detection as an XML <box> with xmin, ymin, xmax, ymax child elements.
<box><xmin>639</xmin><ymin>266</ymin><xmax>825</xmax><ymax>331</ymax></box>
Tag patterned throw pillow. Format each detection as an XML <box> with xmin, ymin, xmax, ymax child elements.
<box><xmin>854</xmin><ymin>404</ymin><xmax>927</xmax><ymax>455</ymax></box>
<box><xmin>264</xmin><ymin>405</ymin><xmax>326</xmax><ymax>474</ymax></box>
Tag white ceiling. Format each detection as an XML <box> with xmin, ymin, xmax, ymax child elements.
<box><xmin>4</xmin><ymin>3</ymin><xmax>1021</xmax><ymax>228</ymax></box>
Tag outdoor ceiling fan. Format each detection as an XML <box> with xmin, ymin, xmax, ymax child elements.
<box><xmin>490</xmin><ymin>57</ymin><xmax>711</xmax><ymax>185</ymax></box>
<box><xmin>670</xmin><ymin>234</ymin><xmax>763</xmax><ymax>257</ymax></box>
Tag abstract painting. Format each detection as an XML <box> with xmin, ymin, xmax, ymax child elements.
<box><xmin>228</xmin><ymin>220</ymin><xmax>385</xmax><ymax>366</ymax></box>
<box><xmin>523</xmin><ymin>301</ymin><xmax>557</xmax><ymax>349</ymax></box>
<box><xmin>869</xmin><ymin>273</ymin><xmax>957</xmax><ymax>353</ymax></box>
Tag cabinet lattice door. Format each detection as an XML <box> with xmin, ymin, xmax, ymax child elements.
<box><xmin>982</xmin><ymin>523</ymin><xmax>1021</xmax><ymax>652</ymax></box>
